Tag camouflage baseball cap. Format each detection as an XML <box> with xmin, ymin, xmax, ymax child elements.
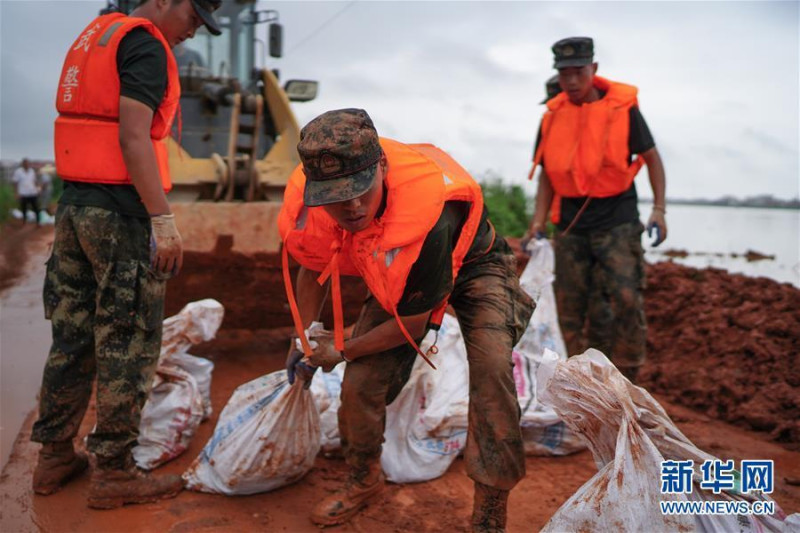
<box><xmin>540</xmin><ymin>74</ymin><xmax>562</xmax><ymax>104</ymax></box>
<box><xmin>190</xmin><ymin>0</ymin><xmax>222</xmax><ymax>36</ymax></box>
<box><xmin>552</xmin><ymin>37</ymin><xmax>594</xmax><ymax>69</ymax></box>
<box><xmin>297</xmin><ymin>108</ymin><xmax>382</xmax><ymax>207</ymax></box>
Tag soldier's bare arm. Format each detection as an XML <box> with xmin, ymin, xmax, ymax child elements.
<box><xmin>641</xmin><ymin>147</ymin><xmax>668</xmax><ymax>245</ymax></box>
<box><xmin>529</xmin><ymin>169</ymin><xmax>554</xmax><ymax>235</ymax></box>
<box><xmin>341</xmin><ymin>311</ymin><xmax>430</xmax><ymax>362</ymax></box>
<box><xmin>118</xmin><ymin>96</ymin><xmax>170</xmax><ymax>216</ymax></box>
<box><xmin>119</xmin><ymin>95</ymin><xmax>183</xmax><ymax>274</ymax></box>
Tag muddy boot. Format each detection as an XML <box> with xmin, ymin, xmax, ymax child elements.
<box><xmin>618</xmin><ymin>365</ymin><xmax>640</xmax><ymax>383</ymax></box>
<box><xmin>32</xmin><ymin>441</ymin><xmax>89</xmax><ymax>495</ymax></box>
<box><xmin>87</xmin><ymin>464</ymin><xmax>184</xmax><ymax>510</ymax></box>
<box><xmin>471</xmin><ymin>482</ymin><xmax>509</xmax><ymax>533</ymax></box>
<box><xmin>310</xmin><ymin>461</ymin><xmax>385</xmax><ymax>526</ymax></box>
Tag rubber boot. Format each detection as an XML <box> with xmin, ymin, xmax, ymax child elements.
<box><xmin>87</xmin><ymin>463</ymin><xmax>184</xmax><ymax>510</ymax></box>
<box><xmin>471</xmin><ymin>482</ymin><xmax>509</xmax><ymax>533</ymax></box>
<box><xmin>32</xmin><ymin>441</ymin><xmax>89</xmax><ymax>495</ymax></box>
<box><xmin>310</xmin><ymin>461</ymin><xmax>385</xmax><ymax>526</ymax></box>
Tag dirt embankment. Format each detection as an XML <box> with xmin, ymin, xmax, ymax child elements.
<box><xmin>641</xmin><ymin>262</ymin><xmax>800</xmax><ymax>449</ymax></box>
<box><xmin>165</xmin><ymin>239</ymin><xmax>367</xmax><ymax>331</ymax></box>
<box><xmin>172</xmin><ymin>236</ymin><xmax>800</xmax><ymax>451</ymax></box>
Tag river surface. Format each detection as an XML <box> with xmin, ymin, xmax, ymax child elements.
<box><xmin>640</xmin><ymin>203</ymin><xmax>800</xmax><ymax>287</ymax></box>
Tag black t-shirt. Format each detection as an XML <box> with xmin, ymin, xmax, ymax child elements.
<box><xmin>60</xmin><ymin>27</ymin><xmax>168</xmax><ymax>218</ymax></box>
<box><xmin>396</xmin><ymin>202</ymin><xmax>502</xmax><ymax>316</ymax></box>
<box><xmin>534</xmin><ymin>98</ymin><xmax>655</xmax><ymax>232</ymax></box>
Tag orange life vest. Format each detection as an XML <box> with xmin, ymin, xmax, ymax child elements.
<box><xmin>531</xmin><ymin>76</ymin><xmax>644</xmax><ymax>199</ymax></box>
<box><xmin>54</xmin><ymin>13</ymin><xmax>180</xmax><ymax>192</ymax></box>
<box><xmin>279</xmin><ymin>138</ymin><xmax>486</xmax><ymax>366</ymax></box>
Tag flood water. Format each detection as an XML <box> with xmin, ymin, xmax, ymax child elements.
<box><xmin>640</xmin><ymin>203</ymin><xmax>800</xmax><ymax>287</ymax></box>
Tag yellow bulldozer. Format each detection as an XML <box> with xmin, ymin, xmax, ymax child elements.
<box><xmin>104</xmin><ymin>0</ymin><xmax>344</xmax><ymax>328</ymax></box>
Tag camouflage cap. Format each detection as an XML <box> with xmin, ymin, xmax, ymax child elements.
<box><xmin>190</xmin><ymin>0</ymin><xmax>222</xmax><ymax>36</ymax></box>
<box><xmin>298</xmin><ymin>108</ymin><xmax>382</xmax><ymax>207</ymax></box>
<box><xmin>552</xmin><ymin>37</ymin><xmax>594</xmax><ymax>69</ymax></box>
<box><xmin>540</xmin><ymin>74</ymin><xmax>562</xmax><ymax>104</ymax></box>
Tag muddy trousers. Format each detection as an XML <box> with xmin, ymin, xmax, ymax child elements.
<box><xmin>338</xmin><ymin>252</ymin><xmax>534</xmax><ymax>490</ymax></box>
<box><xmin>31</xmin><ymin>205</ymin><xmax>166</xmax><ymax>469</ymax></box>
<box><xmin>554</xmin><ymin>220</ymin><xmax>647</xmax><ymax>369</ymax></box>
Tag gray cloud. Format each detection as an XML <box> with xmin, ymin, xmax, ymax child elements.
<box><xmin>1</xmin><ymin>0</ymin><xmax>798</xmax><ymax>200</ymax></box>
<box><xmin>742</xmin><ymin>127</ymin><xmax>796</xmax><ymax>155</ymax></box>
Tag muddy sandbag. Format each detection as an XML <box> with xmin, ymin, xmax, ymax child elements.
<box><xmin>183</xmin><ymin>370</ymin><xmax>320</xmax><ymax>495</ymax></box>
<box><xmin>158</xmin><ymin>298</ymin><xmax>224</xmax><ymax>419</ymax></box>
<box><xmin>514</xmin><ymin>239</ymin><xmax>585</xmax><ymax>455</ymax></box>
<box><xmin>309</xmin><ymin>365</ymin><xmax>345</xmax><ymax>454</ymax></box>
<box><xmin>133</xmin><ymin>299</ymin><xmax>224</xmax><ymax>470</ymax></box>
<box><xmin>537</xmin><ymin>349</ymin><xmax>792</xmax><ymax>533</ymax></box>
<box><xmin>381</xmin><ymin>315</ymin><xmax>469</xmax><ymax>483</ymax></box>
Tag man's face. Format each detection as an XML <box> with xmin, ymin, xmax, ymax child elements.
<box><xmin>21</xmin><ymin>159</ymin><xmax>29</xmax><ymax>170</ymax></box>
<box><xmin>558</xmin><ymin>63</ymin><xmax>597</xmax><ymax>104</ymax></box>
<box><xmin>322</xmin><ymin>163</ymin><xmax>385</xmax><ymax>233</ymax></box>
<box><xmin>160</xmin><ymin>0</ymin><xmax>205</xmax><ymax>47</ymax></box>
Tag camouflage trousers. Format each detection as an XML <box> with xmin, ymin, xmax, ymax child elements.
<box><xmin>31</xmin><ymin>205</ymin><xmax>166</xmax><ymax>469</ymax></box>
<box><xmin>338</xmin><ymin>251</ymin><xmax>534</xmax><ymax>490</ymax></box>
<box><xmin>554</xmin><ymin>221</ymin><xmax>647</xmax><ymax>369</ymax></box>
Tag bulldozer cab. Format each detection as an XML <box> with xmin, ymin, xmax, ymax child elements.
<box><xmin>102</xmin><ymin>1</ymin><xmax>325</xmax><ymax>328</ymax></box>
<box><xmin>169</xmin><ymin>1</ymin><xmax>317</xmax><ymax>202</ymax></box>
<box><xmin>104</xmin><ymin>0</ymin><xmax>318</xmax><ymax>202</ymax></box>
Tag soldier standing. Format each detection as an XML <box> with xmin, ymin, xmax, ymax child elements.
<box><xmin>31</xmin><ymin>0</ymin><xmax>221</xmax><ymax>509</ymax></box>
<box><xmin>527</xmin><ymin>37</ymin><xmax>668</xmax><ymax>381</ymax></box>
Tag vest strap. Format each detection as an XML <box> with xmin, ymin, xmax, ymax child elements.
<box><xmin>392</xmin><ymin>307</ymin><xmax>436</xmax><ymax>369</ymax></box>
<box><xmin>317</xmin><ymin>242</ymin><xmax>346</xmax><ymax>352</ymax></box>
<box><xmin>282</xmin><ymin>245</ymin><xmax>313</xmax><ymax>356</ymax></box>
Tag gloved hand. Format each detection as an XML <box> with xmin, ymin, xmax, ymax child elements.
<box><xmin>647</xmin><ymin>207</ymin><xmax>667</xmax><ymax>247</ymax></box>
<box><xmin>286</xmin><ymin>340</ymin><xmax>317</xmax><ymax>389</ymax></box>
<box><xmin>307</xmin><ymin>334</ymin><xmax>344</xmax><ymax>372</ymax></box>
<box><xmin>150</xmin><ymin>213</ymin><xmax>183</xmax><ymax>276</ymax></box>
<box><xmin>520</xmin><ymin>223</ymin><xmax>547</xmax><ymax>255</ymax></box>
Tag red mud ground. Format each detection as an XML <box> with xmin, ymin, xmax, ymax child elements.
<box><xmin>641</xmin><ymin>262</ymin><xmax>800</xmax><ymax>450</ymax></box>
<box><xmin>2</xmin><ymin>327</ymin><xmax>799</xmax><ymax>532</ymax></box>
<box><xmin>1</xmin><ymin>228</ymin><xmax>799</xmax><ymax>532</ymax></box>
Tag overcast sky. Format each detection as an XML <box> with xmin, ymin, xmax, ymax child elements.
<box><xmin>1</xmin><ymin>0</ymin><xmax>798</xmax><ymax>200</ymax></box>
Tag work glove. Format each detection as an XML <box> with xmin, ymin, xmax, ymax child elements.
<box><xmin>286</xmin><ymin>339</ymin><xmax>317</xmax><ymax>389</ymax></box>
<box><xmin>647</xmin><ymin>207</ymin><xmax>667</xmax><ymax>247</ymax></box>
<box><xmin>307</xmin><ymin>333</ymin><xmax>344</xmax><ymax>373</ymax></box>
<box><xmin>150</xmin><ymin>213</ymin><xmax>183</xmax><ymax>277</ymax></box>
<box><xmin>520</xmin><ymin>223</ymin><xmax>547</xmax><ymax>256</ymax></box>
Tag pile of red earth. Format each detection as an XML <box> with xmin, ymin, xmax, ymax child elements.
<box><xmin>641</xmin><ymin>261</ymin><xmax>800</xmax><ymax>450</ymax></box>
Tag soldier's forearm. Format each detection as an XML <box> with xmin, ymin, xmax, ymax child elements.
<box><xmin>119</xmin><ymin>96</ymin><xmax>170</xmax><ymax>216</ymax></box>
<box><xmin>296</xmin><ymin>266</ymin><xmax>330</xmax><ymax>328</ymax></box>
<box><xmin>642</xmin><ymin>147</ymin><xmax>666</xmax><ymax>207</ymax></box>
<box><xmin>531</xmin><ymin>170</ymin><xmax>554</xmax><ymax>230</ymax></box>
<box><xmin>343</xmin><ymin>311</ymin><xmax>430</xmax><ymax>361</ymax></box>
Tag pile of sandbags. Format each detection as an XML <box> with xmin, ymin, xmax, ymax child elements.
<box><xmin>133</xmin><ymin>299</ymin><xmax>224</xmax><ymax>470</ymax></box>
<box><xmin>537</xmin><ymin>349</ymin><xmax>796</xmax><ymax>532</ymax></box>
